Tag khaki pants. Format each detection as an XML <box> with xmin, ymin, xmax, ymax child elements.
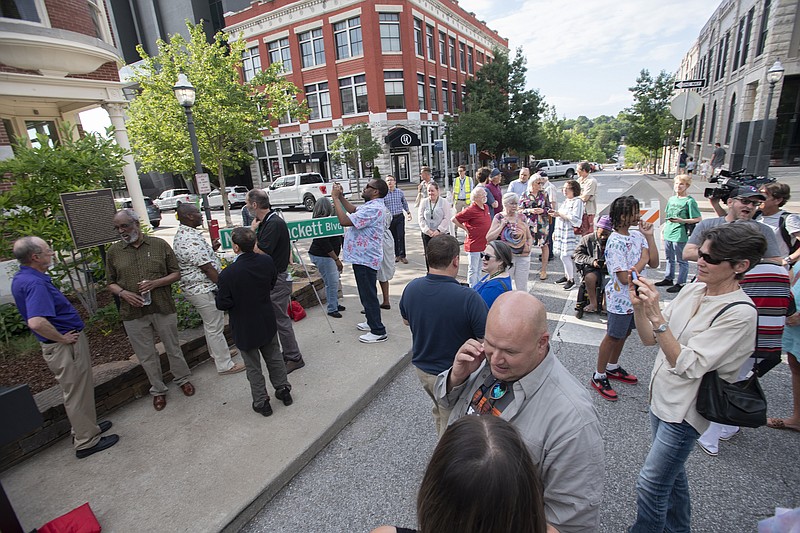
<box><xmin>185</xmin><ymin>291</ymin><xmax>235</xmax><ymax>373</ymax></box>
<box><xmin>123</xmin><ymin>313</ymin><xmax>191</xmax><ymax>396</ymax></box>
<box><xmin>415</xmin><ymin>367</ymin><xmax>452</xmax><ymax>437</ymax></box>
<box><xmin>40</xmin><ymin>332</ymin><xmax>101</xmax><ymax>450</ymax></box>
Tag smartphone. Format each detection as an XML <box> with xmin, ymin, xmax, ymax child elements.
<box><xmin>631</xmin><ymin>270</ymin><xmax>640</xmax><ymax>295</ymax></box>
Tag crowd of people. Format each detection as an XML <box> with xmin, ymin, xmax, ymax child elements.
<box><xmin>10</xmin><ymin>161</ymin><xmax>799</xmax><ymax>531</ymax></box>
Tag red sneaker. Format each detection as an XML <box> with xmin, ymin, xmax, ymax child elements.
<box><xmin>590</xmin><ymin>376</ymin><xmax>618</xmax><ymax>401</ymax></box>
<box><xmin>606</xmin><ymin>366</ymin><xmax>638</xmax><ymax>384</ymax></box>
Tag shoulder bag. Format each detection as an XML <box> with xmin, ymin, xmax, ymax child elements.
<box><xmin>695</xmin><ymin>301</ymin><xmax>767</xmax><ymax>428</ymax></box>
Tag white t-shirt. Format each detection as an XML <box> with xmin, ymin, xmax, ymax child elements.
<box><xmin>604</xmin><ymin>231</ymin><xmax>648</xmax><ymax>315</ymax></box>
<box><xmin>758</xmin><ymin>210</ymin><xmax>800</xmax><ymax>257</ymax></box>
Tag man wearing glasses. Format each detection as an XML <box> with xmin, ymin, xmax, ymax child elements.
<box><xmin>332</xmin><ymin>179</ymin><xmax>390</xmax><ymax>343</ymax></box>
<box><xmin>435</xmin><ymin>291</ymin><xmax>603</xmax><ymax>533</ymax></box>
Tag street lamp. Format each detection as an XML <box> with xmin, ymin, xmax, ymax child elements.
<box><xmin>173</xmin><ymin>73</ymin><xmax>212</xmax><ymax>225</ymax></box>
<box><xmin>756</xmin><ymin>59</ymin><xmax>785</xmax><ymax>176</ymax></box>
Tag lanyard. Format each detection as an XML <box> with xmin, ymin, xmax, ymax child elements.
<box><xmin>430</xmin><ymin>198</ymin><xmax>438</xmax><ymax>220</ymax></box>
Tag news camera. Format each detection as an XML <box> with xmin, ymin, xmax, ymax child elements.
<box><xmin>703</xmin><ymin>168</ymin><xmax>775</xmax><ymax>202</ymax></box>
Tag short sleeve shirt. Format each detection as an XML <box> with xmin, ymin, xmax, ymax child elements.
<box><xmin>758</xmin><ymin>211</ymin><xmax>800</xmax><ymax>257</ymax></box>
<box><xmin>688</xmin><ymin>217</ymin><xmax>782</xmax><ymax>257</ymax></box>
<box><xmin>604</xmin><ymin>231</ymin><xmax>648</xmax><ymax>315</ymax></box>
<box><xmin>455</xmin><ymin>202</ymin><xmax>492</xmax><ymax>252</ymax></box>
<box><xmin>12</xmin><ymin>266</ymin><xmax>84</xmax><ymax>342</ymax></box>
<box><xmin>663</xmin><ymin>195</ymin><xmax>701</xmax><ymax>243</ymax></box>
<box><xmin>343</xmin><ymin>199</ymin><xmax>388</xmax><ymax>270</ymax></box>
<box><xmin>173</xmin><ymin>224</ymin><xmax>221</xmax><ymax>295</ymax></box>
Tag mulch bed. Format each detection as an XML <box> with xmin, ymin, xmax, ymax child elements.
<box><xmin>0</xmin><ymin>291</ymin><xmax>134</xmax><ymax>394</ymax></box>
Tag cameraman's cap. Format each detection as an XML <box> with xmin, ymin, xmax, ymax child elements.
<box><xmin>490</xmin><ymin>168</ymin><xmax>501</xmax><ymax>177</ymax></box>
<box><xmin>733</xmin><ymin>186</ymin><xmax>766</xmax><ymax>201</ymax></box>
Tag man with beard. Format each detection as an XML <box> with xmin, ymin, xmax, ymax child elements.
<box><xmin>331</xmin><ymin>179</ymin><xmax>390</xmax><ymax>343</ymax></box>
<box><xmin>106</xmin><ymin>209</ymin><xmax>194</xmax><ymax>411</ymax></box>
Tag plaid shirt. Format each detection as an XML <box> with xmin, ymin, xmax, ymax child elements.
<box><xmin>384</xmin><ymin>188</ymin><xmax>409</xmax><ymax>216</ymax></box>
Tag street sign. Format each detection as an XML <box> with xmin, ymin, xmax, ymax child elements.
<box><xmin>469</xmin><ymin>143</ymin><xmax>477</xmax><ymax>155</ymax></box>
<box><xmin>220</xmin><ymin>228</ymin><xmax>233</xmax><ymax>250</ymax></box>
<box><xmin>670</xmin><ymin>92</ymin><xmax>703</xmax><ymax>120</ymax></box>
<box><xmin>433</xmin><ymin>140</ymin><xmax>443</xmax><ymax>152</ymax></box>
<box><xmin>674</xmin><ymin>79</ymin><xmax>706</xmax><ymax>89</ymax></box>
<box><xmin>196</xmin><ymin>173</ymin><xmax>211</xmax><ymax>194</ymax></box>
<box><xmin>286</xmin><ymin>216</ymin><xmax>345</xmax><ymax>241</ymax></box>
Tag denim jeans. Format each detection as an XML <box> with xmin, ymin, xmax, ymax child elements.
<box><xmin>664</xmin><ymin>240</ymin><xmax>688</xmax><ymax>284</ymax></box>
<box><xmin>353</xmin><ymin>264</ymin><xmax>385</xmax><ymax>335</ymax></box>
<box><xmin>630</xmin><ymin>411</ymin><xmax>699</xmax><ymax>533</ymax></box>
<box><xmin>310</xmin><ymin>254</ymin><xmax>339</xmax><ymax>313</ymax></box>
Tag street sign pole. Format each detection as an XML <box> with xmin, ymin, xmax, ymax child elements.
<box><xmin>443</xmin><ymin>135</ymin><xmax>450</xmax><ymax>196</ymax></box>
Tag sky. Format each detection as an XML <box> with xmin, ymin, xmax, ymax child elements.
<box><xmin>460</xmin><ymin>0</ymin><xmax>720</xmax><ymax>119</ymax></box>
<box><xmin>80</xmin><ymin>0</ymin><xmax>721</xmax><ymax>130</ymax></box>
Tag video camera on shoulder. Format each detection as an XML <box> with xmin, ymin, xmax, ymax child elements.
<box><xmin>704</xmin><ymin>168</ymin><xmax>775</xmax><ymax>202</ymax></box>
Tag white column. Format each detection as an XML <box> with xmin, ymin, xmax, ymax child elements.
<box><xmin>103</xmin><ymin>102</ymin><xmax>150</xmax><ymax>228</ymax></box>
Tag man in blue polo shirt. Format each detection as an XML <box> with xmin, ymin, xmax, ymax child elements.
<box><xmin>399</xmin><ymin>234</ymin><xmax>488</xmax><ymax>436</ymax></box>
<box><xmin>11</xmin><ymin>236</ymin><xmax>119</xmax><ymax>459</ymax></box>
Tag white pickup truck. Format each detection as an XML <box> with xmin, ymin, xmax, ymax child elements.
<box><xmin>266</xmin><ymin>172</ymin><xmax>352</xmax><ymax>211</ymax></box>
<box><xmin>532</xmin><ymin>159</ymin><xmax>577</xmax><ymax>179</ymax></box>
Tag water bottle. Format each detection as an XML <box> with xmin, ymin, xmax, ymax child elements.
<box><xmin>140</xmin><ymin>280</ymin><xmax>152</xmax><ymax>306</ymax></box>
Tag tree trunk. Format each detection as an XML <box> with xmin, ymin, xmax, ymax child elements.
<box><xmin>218</xmin><ymin>160</ymin><xmax>233</xmax><ymax>227</ymax></box>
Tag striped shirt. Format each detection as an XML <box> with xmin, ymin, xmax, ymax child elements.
<box><xmin>740</xmin><ymin>262</ymin><xmax>792</xmax><ymax>360</ymax></box>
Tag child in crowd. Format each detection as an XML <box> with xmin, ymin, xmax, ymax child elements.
<box><xmin>686</xmin><ymin>157</ymin><xmax>695</xmax><ymax>174</ymax></box>
<box><xmin>591</xmin><ymin>196</ymin><xmax>658</xmax><ymax>401</ymax></box>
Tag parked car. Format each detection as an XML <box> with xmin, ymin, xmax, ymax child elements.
<box><xmin>266</xmin><ymin>172</ymin><xmax>352</xmax><ymax>211</ymax></box>
<box><xmin>207</xmin><ymin>186</ymin><xmax>249</xmax><ymax>209</ymax></box>
<box><xmin>531</xmin><ymin>159</ymin><xmax>576</xmax><ymax>179</ymax></box>
<box><xmin>154</xmin><ymin>188</ymin><xmax>199</xmax><ymax>211</ymax></box>
<box><xmin>115</xmin><ymin>196</ymin><xmax>162</xmax><ymax>227</ymax></box>
<box><xmin>589</xmin><ymin>162</ymin><xmax>603</xmax><ymax>172</ymax></box>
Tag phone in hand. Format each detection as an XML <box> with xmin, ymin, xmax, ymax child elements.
<box><xmin>630</xmin><ymin>270</ymin><xmax>640</xmax><ymax>296</ymax></box>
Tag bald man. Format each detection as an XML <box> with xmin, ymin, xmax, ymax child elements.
<box><xmin>435</xmin><ymin>292</ymin><xmax>603</xmax><ymax>533</ymax></box>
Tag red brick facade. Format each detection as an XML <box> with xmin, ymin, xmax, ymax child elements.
<box><xmin>44</xmin><ymin>0</ymin><xmax>98</xmax><ymax>38</ymax></box>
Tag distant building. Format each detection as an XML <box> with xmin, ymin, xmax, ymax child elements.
<box><xmin>677</xmin><ymin>0</ymin><xmax>799</xmax><ymax>172</ymax></box>
<box><xmin>223</xmin><ymin>0</ymin><xmax>508</xmax><ymax>185</ymax></box>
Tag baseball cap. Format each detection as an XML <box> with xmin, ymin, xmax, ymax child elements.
<box><xmin>490</xmin><ymin>168</ymin><xmax>501</xmax><ymax>177</ymax></box>
<box><xmin>733</xmin><ymin>186</ymin><xmax>766</xmax><ymax>201</ymax></box>
<box><xmin>596</xmin><ymin>215</ymin><xmax>613</xmax><ymax>232</ymax></box>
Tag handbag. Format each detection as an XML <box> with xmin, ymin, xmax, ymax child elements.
<box><xmin>287</xmin><ymin>300</ymin><xmax>306</xmax><ymax>321</ymax></box>
<box><xmin>573</xmin><ymin>213</ymin><xmax>591</xmax><ymax>235</ymax></box>
<box><xmin>695</xmin><ymin>302</ymin><xmax>767</xmax><ymax>428</ymax></box>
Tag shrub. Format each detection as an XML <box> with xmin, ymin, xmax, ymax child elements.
<box><xmin>172</xmin><ymin>285</ymin><xmax>203</xmax><ymax>330</ymax></box>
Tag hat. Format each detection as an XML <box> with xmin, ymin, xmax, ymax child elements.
<box><xmin>490</xmin><ymin>168</ymin><xmax>501</xmax><ymax>177</ymax></box>
<box><xmin>733</xmin><ymin>186</ymin><xmax>766</xmax><ymax>201</ymax></box>
<box><xmin>596</xmin><ymin>215</ymin><xmax>613</xmax><ymax>232</ymax></box>
<box><xmin>538</xmin><ymin>170</ymin><xmax>548</xmax><ymax>178</ymax></box>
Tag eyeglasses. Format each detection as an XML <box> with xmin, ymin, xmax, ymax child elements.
<box><xmin>364</xmin><ymin>184</ymin><xmax>376</xmax><ymax>190</ymax></box>
<box><xmin>697</xmin><ymin>251</ymin><xmax>733</xmax><ymax>265</ymax></box>
<box><xmin>481</xmin><ymin>253</ymin><xmax>496</xmax><ymax>261</ymax></box>
<box><xmin>735</xmin><ymin>198</ymin><xmax>761</xmax><ymax>206</ymax></box>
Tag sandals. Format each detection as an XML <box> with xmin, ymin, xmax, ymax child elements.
<box><xmin>583</xmin><ymin>306</ymin><xmax>598</xmax><ymax>314</ymax></box>
<box><xmin>539</xmin><ymin>272</ymin><xmax>547</xmax><ymax>280</ymax></box>
<box><xmin>767</xmin><ymin>418</ymin><xmax>800</xmax><ymax>432</ymax></box>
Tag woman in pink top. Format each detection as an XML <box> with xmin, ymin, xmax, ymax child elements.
<box><xmin>453</xmin><ymin>186</ymin><xmax>491</xmax><ymax>287</ymax></box>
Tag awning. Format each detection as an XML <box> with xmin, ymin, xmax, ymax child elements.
<box><xmin>384</xmin><ymin>127</ymin><xmax>421</xmax><ymax>148</ymax></box>
<box><xmin>310</xmin><ymin>151</ymin><xmax>328</xmax><ymax>162</ymax></box>
<box><xmin>287</xmin><ymin>154</ymin><xmax>308</xmax><ymax>164</ymax></box>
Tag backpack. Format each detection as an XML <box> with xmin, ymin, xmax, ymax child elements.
<box><xmin>779</xmin><ymin>211</ymin><xmax>800</xmax><ymax>254</ymax></box>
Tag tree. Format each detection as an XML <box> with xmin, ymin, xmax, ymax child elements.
<box><xmin>0</xmin><ymin>124</ymin><xmax>129</xmax><ymax>314</ymax></box>
<box><xmin>447</xmin><ymin>47</ymin><xmax>544</xmax><ymax>162</ymax></box>
<box><xmin>624</xmin><ymin>69</ymin><xmax>679</xmax><ymax>170</ymax></box>
<box><xmin>126</xmin><ymin>22</ymin><xmax>308</xmax><ymax>226</ymax></box>
<box><xmin>329</xmin><ymin>123</ymin><xmax>382</xmax><ymax>193</ymax></box>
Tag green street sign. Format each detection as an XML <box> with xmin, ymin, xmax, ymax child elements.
<box><xmin>286</xmin><ymin>216</ymin><xmax>344</xmax><ymax>241</ymax></box>
<box><xmin>220</xmin><ymin>228</ymin><xmax>233</xmax><ymax>250</ymax></box>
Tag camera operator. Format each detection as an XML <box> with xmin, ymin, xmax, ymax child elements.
<box><xmin>683</xmin><ymin>186</ymin><xmax>782</xmax><ymax>262</ymax></box>
<box><xmin>757</xmin><ymin>182</ymin><xmax>800</xmax><ymax>267</ymax></box>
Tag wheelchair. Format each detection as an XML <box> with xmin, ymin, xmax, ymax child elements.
<box><xmin>574</xmin><ymin>264</ymin><xmax>606</xmax><ymax>319</ymax></box>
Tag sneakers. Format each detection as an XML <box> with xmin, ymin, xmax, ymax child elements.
<box><xmin>590</xmin><ymin>376</ymin><xmax>618</xmax><ymax>401</ymax></box>
<box><xmin>275</xmin><ymin>387</ymin><xmax>293</xmax><ymax>406</ymax></box>
<box><xmin>666</xmin><ymin>284</ymin><xmax>684</xmax><ymax>293</ymax></box>
<box><xmin>285</xmin><ymin>359</ymin><xmax>305</xmax><ymax>374</ymax></box>
<box><xmin>696</xmin><ymin>440</ymin><xmax>717</xmax><ymax>457</ymax></box>
<box><xmin>606</xmin><ymin>366</ymin><xmax>639</xmax><ymax>384</ymax></box>
<box><xmin>555</xmin><ymin>276</ymin><xmax>568</xmax><ymax>284</ymax></box>
<box><xmin>328</xmin><ymin>311</ymin><xmax>343</xmax><ymax>318</ymax></box>
<box><xmin>563</xmin><ymin>280</ymin><xmax>575</xmax><ymax>290</ymax></box>
<box><xmin>357</xmin><ymin>322</ymin><xmax>371</xmax><ymax>331</ymax></box>
<box><xmin>252</xmin><ymin>400</ymin><xmax>273</xmax><ymax>417</ymax></box>
<box><xmin>359</xmin><ymin>332</ymin><xmax>388</xmax><ymax>343</ymax></box>
<box><xmin>219</xmin><ymin>362</ymin><xmax>246</xmax><ymax>375</ymax></box>
<box><xmin>654</xmin><ymin>279</ymin><xmax>674</xmax><ymax>287</ymax></box>
<box><xmin>76</xmin><ymin>435</ymin><xmax>119</xmax><ymax>459</ymax></box>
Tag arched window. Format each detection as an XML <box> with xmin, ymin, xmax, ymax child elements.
<box><xmin>725</xmin><ymin>93</ymin><xmax>737</xmax><ymax>144</ymax></box>
<box><xmin>708</xmin><ymin>101</ymin><xmax>718</xmax><ymax>144</ymax></box>
<box><xmin>694</xmin><ymin>104</ymin><xmax>706</xmax><ymax>143</ymax></box>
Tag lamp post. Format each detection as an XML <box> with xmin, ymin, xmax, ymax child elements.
<box><xmin>173</xmin><ymin>73</ymin><xmax>212</xmax><ymax>225</ymax></box>
<box><xmin>756</xmin><ymin>59</ymin><xmax>785</xmax><ymax>177</ymax></box>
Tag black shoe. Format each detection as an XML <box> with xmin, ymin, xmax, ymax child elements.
<box><xmin>76</xmin><ymin>435</ymin><xmax>119</xmax><ymax>459</ymax></box>
<box><xmin>328</xmin><ymin>311</ymin><xmax>342</xmax><ymax>318</ymax></box>
<box><xmin>252</xmin><ymin>400</ymin><xmax>273</xmax><ymax>417</ymax></box>
<box><xmin>654</xmin><ymin>279</ymin><xmax>674</xmax><ymax>287</ymax></box>
<box><xmin>275</xmin><ymin>387</ymin><xmax>293</xmax><ymax>406</ymax></box>
<box><xmin>666</xmin><ymin>283</ymin><xmax>684</xmax><ymax>293</ymax></box>
<box><xmin>337</xmin><ymin>305</ymin><xmax>346</xmax><ymax>311</ymax></box>
<box><xmin>563</xmin><ymin>280</ymin><xmax>575</xmax><ymax>290</ymax></box>
<box><xmin>285</xmin><ymin>358</ymin><xmax>305</xmax><ymax>374</ymax></box>
<box><xmin>555</xmin><ymin>276</ymin><xmax>568</xmax><ymax>284</ymax></box>
<box><xmin>99</xmin><ymin>420</ymin><xmax>112</xmax><ymax>433</ymax></box>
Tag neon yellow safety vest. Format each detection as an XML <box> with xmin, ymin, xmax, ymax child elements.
<box><xmin>453</xmin><ymin>176</ymin><xmax>472</xmax><ymax>204</ymax></box>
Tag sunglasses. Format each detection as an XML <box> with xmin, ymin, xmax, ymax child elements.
<box><xmin>698</xmin><ymin>251</ymin><xmax>733</xmax><ymax>265</ymax></box>
<box><xmin>364</xmin><ymin>184</ymin><xmax>376</xmax><ymax>190</ymax></box>
<box><xmin>735</xmin><ymin>198</ymin><xmax>761</xmax><ymax>206</ymax></box>
<box><xmin>481</xmin><ymin>253</ymin><xmax>496</xmax><ymax>260</ymax></box>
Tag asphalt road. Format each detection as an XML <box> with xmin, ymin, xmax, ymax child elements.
<box><xmin>238</xmin><ymin>171</ymin><xmax>800</xmax><ymax>533</ymax></box>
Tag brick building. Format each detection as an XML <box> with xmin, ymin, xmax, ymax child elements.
<box><xmin>223</xmin><ymin>0</ymin><xmax>508</xmax><ymax>185</ymax></box>
<box><xmin>677</xmin><ymin>0</ymin><xmax>800</xmax><ymax>173</ymax></box>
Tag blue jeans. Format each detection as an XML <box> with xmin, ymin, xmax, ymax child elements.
<box><xmin>631</xmin><ymin>411</ymin><xmax>699</xmax><ymax>533</ymax></box>
<box><xmin>664</xmin><ymin>240</ymin><xmax>688</xmax><ymax>284</ymax></box>
<box><xmin>353</xmin><ymin>264</ymin><xmax>385</xmax><ymax>335</ymax></box>
<box><xmin>310</xmin><ymin>254</ymin><xmax>339</xmax><ymax>313</ymax></box>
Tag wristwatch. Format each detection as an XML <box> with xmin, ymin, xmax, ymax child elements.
<box><xmin>653</xmin><ymin>323</ymin><xmax>668</xmax><ymax>334</ymax></box>
<box><xmin>784</xmin><ymin>256</ymin><xmax>794</xmax><ymax>267</ymax></box>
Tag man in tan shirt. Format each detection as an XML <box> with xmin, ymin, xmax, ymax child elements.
<box><xmin>577</xmin><ymin>161</ymin><xmax>597</xmax><ymax>235</ymax></box>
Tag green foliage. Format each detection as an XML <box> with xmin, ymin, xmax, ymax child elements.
<box><xmin>0</xmin><ymin>304</ymin><xmax>27</xmax><ymax>343</ymax></box>
<box><xmin>329</xmin><ymin>123</ymin><xmax>381</xmax><ymax>191</ymax></box>
<box><xmin>372</xmin><ymin>166</ymin><xmax>381</xmax><ymax>181</ymax></box>
<box><xmin>86</xmin><ymin>303</ymin><xmax>120</xmax><ymax>336</ymax></box>
<box><xmin>537</xmin><ymin>106</ymin><xmax>617</xmax><ymax>162</ymax></box>
<box><xmin>0</xmin><ymin>332</ymin><xmax>40</xmax><ymax>361</ymax></box>
<box><xmin>172</xmin><ymin>285</ymin><xmax>203</xmax><ymax>330</ymax></box>
<box><xmin>624</xmin><ymin>69</ymin><xmax>679</xmax><ymax>154</ymax></box>
<box><xmin>447</xmin><ymin>47</ymin><xmax>544</xmax><ymax>159</ymax></box>
<box><xmin>126</xmin><ymin>21</ymin><xmax>308</xmax><ymax>226</ymax></box>
<box><xmin>0</xmin><ymin>123</ymin><xmax>129</xmax><ymax>314</ymax></box>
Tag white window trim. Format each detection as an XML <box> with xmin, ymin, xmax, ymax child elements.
<box><xmin>374</xmin><ymin>4</ymin><xmax>403</xmax><ymax>12</ymax></box>
<box><xmin>0</xmin><ymin>0</ymin><xmax>50</xmax><ymax>27</ymax></box>
<box><xmin>329</xmin><ymin>7</ymin><xmax>362</xmax><ymax>25</ymax></box>
<box><xmin>294</xmin><ymin>21</ymin><xmax>324</xmax><ymax>34</ymax></box>
<box><xmin>263</xmin><ymin>30</ymin><xmax>290</xmax><ymax>42</ymax></box>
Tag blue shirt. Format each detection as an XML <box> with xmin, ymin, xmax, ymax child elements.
<box><xmin>474</xmin><ymin>274</ymin><xmax>512</xmax><ymax>308</ymax></box>
<box><xmin>384</xmin><ymin>188</ymin><xmax>409</xmax><ymax>216</ymax></box>
<box><xmin>11</xmin><ymin>266</ymin><xmax>84</xmax><ymax>342</ymax></box>
<box><xmin>343</xmin><ymin>199</ymin><xmax>388</xmax><ymax>270</ymax></box>
<box><xmin>399</xmin><ymin>273</ymin><xmax>488</xmax><ymax>374</ymax></box>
